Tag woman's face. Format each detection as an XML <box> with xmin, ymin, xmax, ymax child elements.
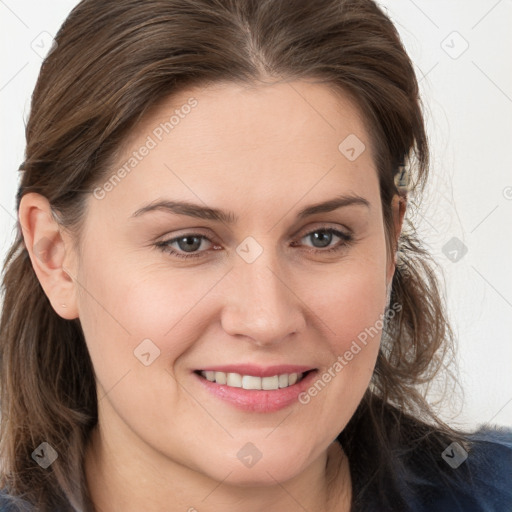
<box><xmin>72</xmin><ymin>80</ymin><xmax>399</xmax><ymax>485</ymax></box>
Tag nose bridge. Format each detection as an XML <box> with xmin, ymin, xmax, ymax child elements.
<box><xmin>221</xmin><ymin>247</ymin><xmax>305</xmax><ymax>345</ymax></box>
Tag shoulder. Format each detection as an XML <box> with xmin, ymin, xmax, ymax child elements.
<box><xmin>0</xmin><ymin>489</ymin><xmax>14</xmax><ymax>511</ymax></box>
<box><xmin>340</xmin><ymin>403</ymin><xmax>512</xmax><ymax>512</ymax></box>
<box><xmin>464</xmin><ymin>427</ymin><xmax>512</xmax><ymax>506</ymax></box>
<box><xmin>0</xmin><ymin>489</ymin><xmax>35</xmax><ymax>512</ymax></box>
<box><xmin>411</xmin><ymin>425</ymin><xmax>512</xmax><ymax>512</ymax></box>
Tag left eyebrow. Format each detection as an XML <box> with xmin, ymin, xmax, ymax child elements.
<box><xmin>130</xmin><ymin>193</ymin><xmax>370</xmax><ymax>223</ymax></box>
<box><xmin>296</xmin><ymin>194</ymin><xmax>370</xmax><ymax>218</ymax></box>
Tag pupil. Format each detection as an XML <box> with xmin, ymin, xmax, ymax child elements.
<box><xmin>178</xmin><ymin>236</ymin><xmax>201</xmax><ymax>252</ymax></box>
<box><xmin>312</xmin><ymin>231</ymin><xmax>332</xmax><ymax>248</ymax></box>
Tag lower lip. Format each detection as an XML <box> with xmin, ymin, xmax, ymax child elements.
<box><xmin>194</xmin><ymin>370</ymin><xmax>318</xmax><ymax>413</ymax></box>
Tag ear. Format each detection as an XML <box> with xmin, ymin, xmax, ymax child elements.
<box><xmin>386</xmin><ymin>193</ymin><xmax>407</xmax><ymax>288</ymax></box>
<box><xmin>18</xmin><ymin>192</ymin><xmax>79</xmax><ymax>320</ymax></box>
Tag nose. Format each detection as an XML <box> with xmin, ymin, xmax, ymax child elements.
<box><xmin>220</xmin><ymin>251</ymin><xmax>306</xmax><ymax>347</ymax></box>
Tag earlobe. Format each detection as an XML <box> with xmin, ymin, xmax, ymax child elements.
<box><xmin>18</xmin><ymin>192</ymin><xmax>79</xmax><ymax>320</ymax></box>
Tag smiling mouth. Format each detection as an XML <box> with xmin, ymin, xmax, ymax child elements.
<box><xmin>195</xmin><ymin>370</ymin><xmax>315</xmax><ymax>390</ymax></box>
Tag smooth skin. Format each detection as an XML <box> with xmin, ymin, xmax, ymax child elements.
<box><xmin>19</xmin><ymin>79</ymin><xmax>406</xmax><ymax>512</ymax></box>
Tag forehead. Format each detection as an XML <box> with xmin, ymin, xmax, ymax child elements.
<box><xmin>91</xmin><ymin>80</ymin><xmax>379</xmax><ymax>221</ymax></box>
<box><xmin>136</xmin><ymin>79</ymin><xmax>372</xmax><ymax>158</ymax></box>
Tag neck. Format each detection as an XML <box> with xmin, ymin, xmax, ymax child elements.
<box><xmin>84</xmin><ymin>424</ymin><xmax>352</xmax><ymax>512</ymax></box>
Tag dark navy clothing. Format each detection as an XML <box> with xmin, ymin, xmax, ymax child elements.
<box><xmin>1</xmin><ymin>427</ymin><xmax>511</xmax><ymax>511</ymax></box>
<box><xmin>411</xmin><ymin>428</ymin><xmax>512</xmax><ymax>512</ymax></box>
<box><xmin>342</xmin><ymin>426</ymin><xmax>512</xmax><ymax>512</ymax></box>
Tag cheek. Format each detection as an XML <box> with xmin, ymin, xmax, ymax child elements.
<box><xmin>301</xmin><ymin>245</ymin><xmax>388</xmax><ymax>354</ymax></box>
<box><xmin>292</xmin><ymin>243</ymin><xmax>388</xmax><ymax>421</ymax></box>
<box><xmin>326</xmin><ymin>270</ymin><xmax>387</xmax><ymax>357</ymax></box>
<box><xmin>75</xmin><ymin>244</ymin><xmax>225</xmax><ymax>388</ymax></box>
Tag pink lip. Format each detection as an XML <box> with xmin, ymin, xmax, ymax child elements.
<box><xmin>196</xmin><ymin>364</ymin><xmax>314</xmax><ymax>378</ymax></box>
<box><xmin>193</xmin><ymin>367</ymin><xmax>318</xmax><ymax>413</ymax></box>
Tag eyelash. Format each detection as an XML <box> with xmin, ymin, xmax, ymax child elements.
<box><xmin>155</xmin><ymin>227</ymin><xmax>354</xmax><ymax>260</ymax></box>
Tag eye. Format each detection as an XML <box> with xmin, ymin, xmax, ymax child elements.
<box><xmin>155</xmin><ymin>226</ymin><xmax>353</xmax><ymax>260</ymax></box>
<box><xmin>155</xmin><ymin>233</ymin><xmax>218</xmax><ymax>259</ymax></box>
<box><xmin>294</xmin><ymin>227</ymin><xmax>353</xmax><ymax>254</ymax></box>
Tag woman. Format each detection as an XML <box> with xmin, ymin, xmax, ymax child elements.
<box><xmin>0</xmin><ymin>0</ymin><xmax>510</xmax><ymax>511</ymax></box>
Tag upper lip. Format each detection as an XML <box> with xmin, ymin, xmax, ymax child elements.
<box><xmin>196</xmin><ymin>364</ymin><xmax>315</xmax><ymax>378</ymax></box>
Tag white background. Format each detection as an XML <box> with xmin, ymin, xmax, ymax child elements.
<box><xmin>1</xmin><ymin>1</ymin><xmax>511</xmax><ymax>429</ymax></box>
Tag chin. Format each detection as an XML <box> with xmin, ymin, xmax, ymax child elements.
<box><xmin>222</xmin><ymin>464</ymin><xmax>302</xmax><ymax>488</ymax></box>
<box><xmin>193</xmin><ymin>444</ymin><xmax>314</xmax><ymax>487</ymax></box>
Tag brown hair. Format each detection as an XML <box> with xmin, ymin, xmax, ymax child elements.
<box><xmin>1</xmin><ymin>0</ymin><xmax>467</xmax><ymax>510</ymax></box>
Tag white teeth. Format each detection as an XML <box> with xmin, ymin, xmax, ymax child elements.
<box><xmin>200</xmin><ymin>371</ymin><xmax>305</xmax><ymax>389</ymax></box>
<box><xmin>226</xmin><ymin>372</ymin><xmax>242</xmax><ymax>387</ymax></box>
<box><xmin>278</xmin><ymin>374</ymin><xmax>289</xmax><ymax>388</ymax></box>
<box><xmin>262</xmin><ymin>376</ymin><xmax>279</xmax><ymax>390</ymax></box>
<box><xmin>242</xmin><ymin>375</ymin><xmax>261</xmax><ymax>390</ymax></box>
<box><xmin>214</xmin><ymin>371</ymin><xmax>226</xmax><ymax>385</ymax></box>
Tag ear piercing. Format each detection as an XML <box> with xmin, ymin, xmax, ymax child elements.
<box><xmin>394</xmin><ymin>165</ymin><xmax>412</xmax><ymax>193</ymax></box>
